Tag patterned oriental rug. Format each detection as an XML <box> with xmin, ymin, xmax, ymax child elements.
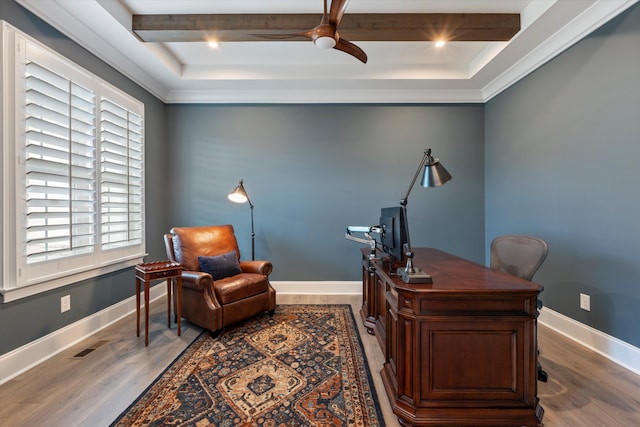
<box><xmin>111</xmin><ymin>304</ymin><xmax>382</xmax><ymax>426</ymax></box>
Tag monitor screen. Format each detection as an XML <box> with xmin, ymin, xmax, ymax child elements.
<box><xmin>380</xmin><ymin>206</ymin><xmax>407</xmax><ymax>261</ymax></box>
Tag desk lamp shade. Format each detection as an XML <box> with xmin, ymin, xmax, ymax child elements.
<box><xmin>421</xmin><ymin>154</ymin><xmax>452</xmax><ymax>188</ymax></box>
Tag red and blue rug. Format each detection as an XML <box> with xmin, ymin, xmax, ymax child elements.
<box><xmin>112</xmin><ymin>304</ymin><xmax>382</xmax><ymax>426</ymax></box>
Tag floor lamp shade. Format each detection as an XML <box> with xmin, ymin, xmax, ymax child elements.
<box><xmin>228</xmin><ymin>180</ymin><xmax>250</xmax><ymax>204</ymax></box>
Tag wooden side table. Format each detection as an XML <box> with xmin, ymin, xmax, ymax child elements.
<box><xmin>135</xmin><ymin>260</ymin><xmax>182</xmax><ymax>346</ymax></box>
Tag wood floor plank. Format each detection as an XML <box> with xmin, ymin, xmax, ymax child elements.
<box><xmin>1</xmin><ymin>294</ymin><xmax>639</xmax><ymax>426</ymax></box>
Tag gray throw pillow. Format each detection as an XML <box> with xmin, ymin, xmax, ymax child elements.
<box><xmin>198</xmin><ymin>251</ymin><xmax>242</xmax><ymax>279</ymax></box>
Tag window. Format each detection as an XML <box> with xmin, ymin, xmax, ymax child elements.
<box><xmin>1</xmin><ymin>22</ymin><xmax>145</xmax><ymax>302</ymax></box>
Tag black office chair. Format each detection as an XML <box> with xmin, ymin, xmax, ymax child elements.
<box><xmin>490</xmin><ymin>235</ymin><xmax>549</xmax><ymax>382</ymax></box>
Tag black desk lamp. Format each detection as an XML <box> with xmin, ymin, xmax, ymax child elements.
<box><xmin>228</xmin><ymin>179</ymin><xmax>255</xmax><ymax>260</ymax></box>
<box><xmin>398</xmin><ymin>148</ymin><xmax>452</xmax><ymax>284</ymax></box>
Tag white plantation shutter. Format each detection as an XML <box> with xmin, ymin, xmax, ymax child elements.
<box><xmin>24</xmin><ymin>60</ymin><xmax>96</xmax><ymax>263</ymax></box>
<box><xmin>1</xmin><ymin>23</ymin><xmax>145</xmax><ymax>299</ymax></box>
<box><xmin>100</xmin><ymin>97</ymin><xmax>144</xmax><ymax>250</ymax></box>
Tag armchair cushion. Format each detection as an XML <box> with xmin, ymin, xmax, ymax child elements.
<box><xmin>198</xmin><ymin>251</ymin><xmax>242</xmax><ymax>280</ymax></box>
<box><xmin>214</xmin><ymin>274</ymin><xmax>270</xmax><ymax>304</ymax></box>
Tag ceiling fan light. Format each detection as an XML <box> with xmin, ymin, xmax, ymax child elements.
<box><xmin>315</xmin><ymin>36</ymin><xmax>336</xmax><ymax>49</ymax></box>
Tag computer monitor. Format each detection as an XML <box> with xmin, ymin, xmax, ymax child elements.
<box><xmin>379</xmin><ymin>206</ymin><xmax>408</xmax><ymax>262</ymax></box>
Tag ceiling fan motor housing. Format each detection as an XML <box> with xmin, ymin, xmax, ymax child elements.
<box><xmin>313</xmin><ymin>24</ymin><xmax>337</xmax><ymax>49</ymax></box>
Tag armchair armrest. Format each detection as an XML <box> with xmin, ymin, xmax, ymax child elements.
<box><xmin>181</xmin><ymin>270</ymin><xmax>213</xmax><ymax>292</ymax></box>
<box><xmin>180</xmin><ymin>270</ymin><xmax>221</xmax><ymax>310</ymax></box>
<box><xmin>240</xmin><ymin>260</ymin><xmax>273</xmax><ymax>276</ymax></box>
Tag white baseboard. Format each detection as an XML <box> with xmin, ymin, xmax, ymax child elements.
<box><xmin>539</xmin><ymin>307</ymin><xmax>640</xmax><ymax>376</ymax></box>
<box><xmin>3</xmin><ymin>283</ymin><xmax>638</xmax><ymax>385</ymax></box>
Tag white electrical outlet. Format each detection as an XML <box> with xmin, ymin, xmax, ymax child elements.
<box><xmin>580</xmin><ymin>293</ymin><xmax>590</xmax><ymax>311</ymax></box>
<box><xmin>61</xmin><ymin>295</ymin><xmax>71</xmax><ymax>313</ymax></box>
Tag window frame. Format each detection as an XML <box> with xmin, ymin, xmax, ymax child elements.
<box><xmin>1</xmin><ymin>22</ymin><xmax>145</xmax><ymax>302</ymax></box>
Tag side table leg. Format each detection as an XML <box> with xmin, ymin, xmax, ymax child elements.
<box><xmin>144</xmin><ymin>280</ymin><xmax>150</xmax><ymax>346</ymax></box>
<box><xmin>166</xmin><ymin>277</ymin><xmax>172</xmax><ymax>329</ymax></box>
<box><xmin>177</xmin><ymin>275</ymin><xmax>182</xmax><ymax>336</ymax></box>
<box><xmin>136</xmin><ymin>277</ymin><xmax>141</xmax><ymax>337</ymax></box>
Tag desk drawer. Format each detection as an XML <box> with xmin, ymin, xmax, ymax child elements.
<box><xmin>416</xmin><ymin>296</ymin><xmax>536</xmax><ymax>316</ymax></box>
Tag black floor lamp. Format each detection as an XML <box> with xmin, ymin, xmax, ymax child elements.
<box><xmin>228</xmin><ymin>179</ymin><xmax>255</xmax><ymax>260</ymax></box>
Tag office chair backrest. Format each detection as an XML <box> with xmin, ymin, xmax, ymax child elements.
<box><xmin>490</xmin><ymin>235</ymin><xmax>548</xmax><ymax>281</ymax></box>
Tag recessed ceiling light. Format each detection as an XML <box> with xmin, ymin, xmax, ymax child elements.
<box><xmin>435</xmin><ymin>40</ymin><xmax>446</xmax><ymax>48</ymax></box>
<box><xmin>208</xmin><ymin>41</ymin><xmax>220</xmax><ymax>49</ymax></box>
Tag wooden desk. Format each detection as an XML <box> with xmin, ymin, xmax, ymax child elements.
<box><xmin>360</xmin><ymin>248</ymin><xmax>543</xmax><ymax>426</ymax></box>
<box><xmin>135</xmin><ymin>261</ymin><xmax>182</xmax><ymax>346</ymax></box>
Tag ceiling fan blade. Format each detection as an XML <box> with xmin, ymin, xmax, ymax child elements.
<box><xmin>329</xmin><ymin>0</ymin><xmax>350</xmax><ymax>27</ymax></box>
<box><xmin>334</xmin><ymin>38</ymin><xmax>367</xmax><ymax>63</ymax></box>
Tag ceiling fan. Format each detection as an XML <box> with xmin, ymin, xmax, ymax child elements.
<box><xmin>254</xmin><ymin>0</ymin><xmax>367</xmax><ymax>63</ymax></box>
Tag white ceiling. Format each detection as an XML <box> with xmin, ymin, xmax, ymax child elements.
<box><xmin>16</xmin><ymin>0</ymin><xmax>639</xmax><ymax>103</ymax></box>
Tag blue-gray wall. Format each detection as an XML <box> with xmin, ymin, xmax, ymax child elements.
<box><xmin>485</xmin><ymin>4</ymin><xmax>640</xmax><ymax>347</ymax></box>
<box><xmin>0</xmin><ymin>1</ymin><xmax>169</xmax><ymax>354</ymax></box>
<box><xmin>165</xmin><ymin>104</ymin><xmax>485</xmax><ymax>280</ymax></box>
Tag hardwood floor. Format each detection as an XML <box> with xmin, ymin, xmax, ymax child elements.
<box><xmin>1</xmin><ymin>294</ymin><xmax>639</xmax><ymax>426</ymax></box>
<box><xmin>536</xmin><ymin>325</ymin><xmax>640</xmax><ymax>426</ymax></box>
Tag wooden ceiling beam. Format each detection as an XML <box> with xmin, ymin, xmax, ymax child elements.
<box><xmin>132</xmin><ymin>13</ymin><xmax>520</xmax><ymax>43</ymax></box>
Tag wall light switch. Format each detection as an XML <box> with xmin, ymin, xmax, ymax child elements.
<box><xmin>580</xmin><ymin>293</ymin><xmax>590</xmax><ymax>311</ymax></box>
<box><xmin>61</xmin><ymin>295</ymin><xmax>71</xmax><ymax>313</ymax></box>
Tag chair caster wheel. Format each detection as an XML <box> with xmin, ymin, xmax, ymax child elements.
<box><xmin>538</xmin><ymin>367</ymin><xmax>548</xmax><ymax>382</ymax></box>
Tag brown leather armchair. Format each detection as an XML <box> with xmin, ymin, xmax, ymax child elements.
<box><xmin>164</xmin><ymin>224</ymin><xmax>276</xmax><ymax>334</ymax></box>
